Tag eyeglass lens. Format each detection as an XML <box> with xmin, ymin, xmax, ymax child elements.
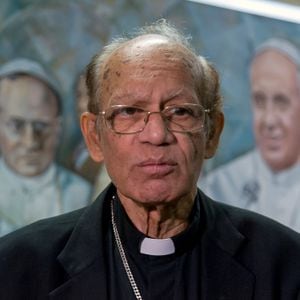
<box><xmin>103</xmin><ymin>104</ymin><xmax>206</xmax><ymax>134</ymax></box>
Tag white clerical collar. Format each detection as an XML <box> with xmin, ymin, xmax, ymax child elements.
<box><xmin>140</xmin><ymin>237</ymin><xmax>175</xmax><ymax>256</ymax></box>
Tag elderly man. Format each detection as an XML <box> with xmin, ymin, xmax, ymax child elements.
<box><xmin>0</xmin><ymin>22</ymin><xmax>299</xmax><ymax>299</ymax></box>
<box><xmin>201</xmin><ymin>38</ymin><xmax>300</xmax><ymax>232</ymax></box>
<box><xmin>0</xmin><ymin>58</ymin><xmax>91</xmax><ymax>236</ymax></box>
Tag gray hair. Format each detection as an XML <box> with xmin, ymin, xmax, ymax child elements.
<box><xmin>86</xmin><ymin>19</ymin><xmax>222</xmax><ymax>128</ymax></box>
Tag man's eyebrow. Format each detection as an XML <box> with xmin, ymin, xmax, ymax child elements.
<box><xmin>109</xmin><ymin>94</ymin><xmax>147</xmax><ymax>106</ymax></box>
<box><xmin>109</xmin><ymin>88</ymin><xmax>195</xmax><ymax>106</ymax></box>
<box><xmin>166</xmin><ymin>88</ymin><xmax>185</xmax><ymax>98</ymax></box>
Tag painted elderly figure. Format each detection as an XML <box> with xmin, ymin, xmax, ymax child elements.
<box><xmin>0</xmin><ymin>58</ymin><xmax>91</xmax><ymax>236</ymax></box>
<box><xmin>201</xmin><ymin>38</ymin><xmax>300</xmax><ymax>232</ymax></box>
<box><xmin>71</xmin><ymin>71</ymin><xmax>110</xmax><ymax>199</ymax></box>
<box><xmin>0</xmin><ymin>22</ymin><xmax>299</xmax><ymax>299</ymax></box>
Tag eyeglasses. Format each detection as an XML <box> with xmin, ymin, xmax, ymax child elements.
<box><xmin>98</xmin><ymin>103</ymin><xmax>210</xmax><ymax>134</ymax></box>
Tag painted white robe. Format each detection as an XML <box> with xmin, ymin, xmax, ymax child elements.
<box><xmin>199</xmin><ymin>149</ymin><xmax>300</xmax><ymax>232</ymax></box>
<box><xmin>0</xmin><ymin>159</ymin><xmax>92</xmax><ymax>236</ymax></box>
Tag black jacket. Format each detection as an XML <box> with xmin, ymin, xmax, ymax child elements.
<box><xmin>0</xmin><ymin>185</ymin><xmax>299</xmax><ymax>299</ymax></box>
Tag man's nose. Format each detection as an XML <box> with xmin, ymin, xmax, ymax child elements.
<box><xmin>20</xmin><ymin>123</ymin><xmax>42</xmax><ymax>149</ymax></box>
<box><xmin>138</xmin><ymin>112</ymin><xmax>173</xmax><ymax>145</ymax></box>
<box><xmin>263</xmin><ymin>105</ymin><xmax>278</xmax><ymax>127</ymax></box>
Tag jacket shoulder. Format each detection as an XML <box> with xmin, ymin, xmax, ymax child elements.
<box><xmin>212</xmin><ymin>199</ymin><xmax>300</xmax><ymax>272</ymax></box>
<box><xmin>216</xmin><ymin>200</ymin><xmax>300</xmax><ymax>242</ymax></box>
<box><xmin>0</xmin><ymin>208</ymin><xmax>85</xmax><ymax>262</ymax></box>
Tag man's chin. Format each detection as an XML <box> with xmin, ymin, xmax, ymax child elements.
<box><xmin>10</xmin><ymin>163</ymin><xmax>46</xmax><ymax>177</ymax></box>
<box><xmin>263</xmin><ymin>154</ymin><xmax>291</xmax><ymax>173</ymax></box>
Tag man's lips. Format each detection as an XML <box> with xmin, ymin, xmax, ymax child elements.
<box><xmin>260</xmin><ymin>135</ymin><xmax>284</xmax><ymax>151</ymax></box>
<box><xmin>261</xmin><ymin>133</ymin><xmax>283</xmax><ymax>142</ymax></box>
<box><xmin>18</xmin><ymin>153</ymin><xmax>43</xmax><ymax>164</ymax></box>
<box><xmin>137</xmin><ymin>159</ymin><xmax>177</xmax><ymax>176</ymax></box>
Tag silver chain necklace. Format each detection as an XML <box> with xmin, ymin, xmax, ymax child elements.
<box><xmin>111</xmin><ymin>196</ymin><xmax>143</xmax><ymax>300</ymax></box>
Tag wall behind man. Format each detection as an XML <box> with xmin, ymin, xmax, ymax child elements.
<box><xmin>178</xmin><ymin>1</ymin><xmax>300</xmax><ymax>172</ymax></box>
<box><xmin>0</xmin><ymin>0</ymin><xmax>298</xmax><ymax>172</ymax></box>
<box><xmin>0</xmin><ymin>0</ymin><xmax>183</xmax><ymax>166</ymax></box>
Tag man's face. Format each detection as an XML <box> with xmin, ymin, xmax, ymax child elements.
<box><xmin>85</xmin><ymin>38</ymin><xmax>222</xmax><ymax>205</ymax></box>
<box><xmin>251</xmin><ymin>50</ymin><xmax>300</xmax><ymax>172</ymax></box>
<box><xmin>0</xmin><ymin>75</ymin><xmax>60</xmax><ymax>176</ymax></box>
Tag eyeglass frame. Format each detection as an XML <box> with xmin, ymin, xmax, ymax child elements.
<box><xmin>96</xmin><ymin>103</ymin><xmax>211</xmax><ymax>135</ymax></box>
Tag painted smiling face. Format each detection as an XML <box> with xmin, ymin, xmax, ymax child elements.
<box><xmin>251</xmin><ymin>50</ymin><xmax>300</xmax><ymax>172</ymax></box>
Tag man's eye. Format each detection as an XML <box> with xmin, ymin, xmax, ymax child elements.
<box><xmin>33</xmin><ymin>122</ymin><xmax>50</xmax><ymax>134</ymax></box>
<box><xmin>252</xmin><ymin>93</ymin><xmax>266</xmax><ymax>109</ymax></box>
<box><xmin>7</xmin><ymin>119</ymin><xmax>25</xmax><ymax>132</ymax></box>
<box><xmin>274</xmin><ymin>94</ymin><xmax>290</xmax><ymax>109</ymax></box>
<box><xmin>114</xmin><ymin>107</ymin><xmax>143</xmax><ymax>118</ymax></box>
<box><xmin>170</xmin><ymin>106</ymin><xmax>194</xmax><ymax>117</ymax></box>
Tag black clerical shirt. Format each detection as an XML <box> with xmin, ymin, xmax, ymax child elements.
<box><xmin>108</xmin><ymin>194</ymin><xmax>203</xmax><ymax>300</ymax></box>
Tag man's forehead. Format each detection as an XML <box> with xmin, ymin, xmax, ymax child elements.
<box><xmin>114</xmin><ymin>34</ymin><xmax>182</xmax><ymax>63</ymax></box>
<box><xmin>106</xmin><ymin>39</ymin><xmax>194</xmax><ymax>81</ymax></box>
<box><xmin>0</xmin><ymin>75</ymin><xmax>47</xmax><ymax>92</ymax></box>
<box><xmin>252</xmin><ymin>49</ymin><xmax>297</xmax><ymax>69</ymax></box>
<box><xmin>100</xmin><ymin>34</ymin><xmax>198</xmax><ymax>106</ymax></box>
<box><xmin>0</xmin><ymin>77</ymin><xmax>58</xmax><ymax>114</ymax></box>
<box><xmin>0</xmin><ymin>102</ymin><xmax>56</xmax><ymax>122</ymax></box>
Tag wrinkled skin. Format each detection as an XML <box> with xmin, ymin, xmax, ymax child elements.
<box><xmin>82</xmin><ymin>35</ymin><xmax>223</xmax><ymax>237</ymax></box>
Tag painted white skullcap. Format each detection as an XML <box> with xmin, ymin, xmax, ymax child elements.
<box><xmin>0</xmin><ymin>57</ymin><xmax>60</xmax><ymax>95</ymax></box>
<box><xmin>254</xmin><ymin>38</ymin><xmax>300</xmax><ymax>69</ymax></box>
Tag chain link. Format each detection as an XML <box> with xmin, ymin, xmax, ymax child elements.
<box><xmin>111</xmin><ymin>196</ymin><xmax>143</xmax><ymax>300</ymax></box>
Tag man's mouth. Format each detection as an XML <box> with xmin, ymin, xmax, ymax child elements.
<box><xmin>138</xmin><ymin>159</ymin><xmax>177</xmax><ymax>176</ymax></box>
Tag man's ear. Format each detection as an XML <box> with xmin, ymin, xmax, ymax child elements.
<box><xmin>204</xmin><ymin>111</ymin><xmax>224</xmax><ymax>159</ymax></box>
<box><xmin>80</xmin><ymin>112</ymin><xmax>104</xmax><ymax>162</ymax></box>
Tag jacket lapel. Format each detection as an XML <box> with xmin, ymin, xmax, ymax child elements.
<box><xmin>48</xmin><ymin>186</ymin><xmax>112</xmax><ymax>299</ymax></box>
<box><xmin>48</xmin><ymin>187</ymin><xmax>255</xmax><ymax>299</ymax></box>
<box><xmin>200</xmin><ymin>192</ymin><xmax>255</xmax><ymax>300</ymax></box>
<box><xmin>48</xmin><ymin>263</ymin><xmax>108</xmax><ymax>299</ymax></box>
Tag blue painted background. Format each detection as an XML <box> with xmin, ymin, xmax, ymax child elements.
<box><xmin>0</xmin><ymin>0</ymin><xmax>299</xmax><ymax>172</ymax></box>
